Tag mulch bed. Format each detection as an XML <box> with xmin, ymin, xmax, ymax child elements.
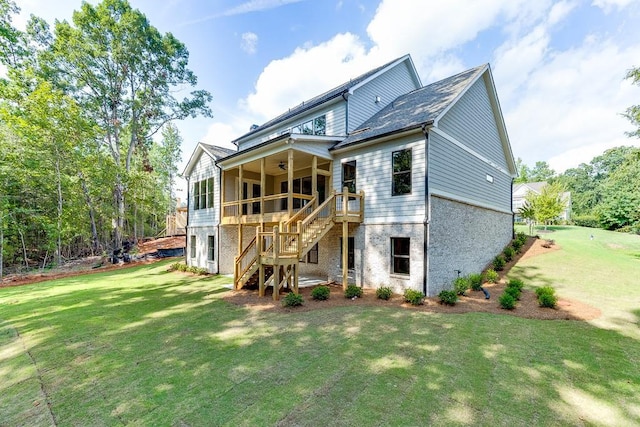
<box><xmin>221</xmin><ymin>237</ymin><xmax>602</xmax><ymax>321</ymax></box>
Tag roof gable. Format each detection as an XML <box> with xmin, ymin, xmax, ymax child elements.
<box><xmin>182</xmin><ymin>143</ymin><xmax>236</xmax><ymax>177</ymax></box>
<box><xmin>332</xmin><ymin>64</ymin><xmax>487</xmax><ymax>150</ymax></box>
<box><xmin>232</xmin><ymin>54</ymin><xmax>420</xmax><ymax>144</ymax></box>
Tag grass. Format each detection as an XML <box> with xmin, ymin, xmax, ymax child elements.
<box><xmin>1</xmin><ymin>232</ymin><xmax>639</xmax><ymax>426</ymax></box>
<box><xmin>512</xmin><ymin>225</ymin><xmax>640</xmax><ymax>340</ymax></box>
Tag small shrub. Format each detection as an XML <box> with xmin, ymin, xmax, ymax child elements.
<box><xmin>167</xmin><ymin>262</ymin><xmax>182</xmax><ymax>272</ymax></box>
<box><xmin>538</xmin><ymin>292</ymin><xmax>558</xmax><ymax>308</ymax></box>
<box><xmin>344</xmin><ymin>285</ymin><xmax>363</xmax><ymax>299</ymax></box>
<box><xmin>516</xmin><ymin>231</ymin><xmax>527</xmax><ymax>245</ymax></box>
<box><xmin>468</xmin><ymin>273</ymin><xmax>483</xmax><ymax>291</ymax></box>
<box><xmin>511</xmin><ymin>239</ymin><xmax>523</xmax><ymax>253</ymax></box>
<box><xmin>376</xmin><ymin>286</ymin><xmax>393</xmax><ymax>300</ymax></box>
<box><xmin>504</xmin><ymin>286</ymin><xmax>521</xmax><ymax>300</ymax></box>
<box><xmin>535</xmin><ymin>286</ymin><xmax>557</xmax><ymax>308</ymax></box>
<box><xmin>438</xmin><ymin>290</ymin><xmax>458</xmax><ymax>306</ymax></box>
<box><xmin>493</xmin><ymin>255</ymin><xmax>506</xmax><ymax>271</ymax></box>
<box><xmin>282</xmin><ymin>292</ymin><xmax>304</xmax><ymax>307</ymax></box>
<box><xmin>453</xmin><ymin>277</ymin><xmax>470</xmax><ymax>296</ymax></box>
<box><xmin>499</xmin><ymin>292</ymin><xmax>516</xmax><ymax>309</ymax></box>
<box><xmin>503</xmin><ymin>246</ymin><xmax>515</xmax><ymax>262</ymax></box>
<box><xmin>535</xmin><ymin>286</ymin><xmax>555</xmax><ymax>298</ymax></box>
<box><xmin>403</xmin><ymin>289</ymin><xmax>425</xmax><ymax>305</ymax></box>
<box><xmin>484</xmin><ymin>269</ymin><xmax>499</xmax><ymax>284</ymax></box>
<box><xmin>311</xmin><ymin>285</ymin><xmax>330</xmax><ymax>301</ymax></box>
<box><xmin>507</xmin><ymin>278</ymin><xmax>524</xmax><ymax>292</ymax></box>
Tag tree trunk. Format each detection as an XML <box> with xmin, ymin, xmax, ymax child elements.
<box><xmin>114</xmin><ymin>176</ymin><xmax>125</xmax><ymax>251</ymax></box>
<box><xmin>55</xmin><ymin>155</ymin><xmax>63</xmax><ymax>266</ymax></box>
<box><xmin>79</xmin><ymin>173</ymin><xmax>99</xmax><ymax>255</ymax></box>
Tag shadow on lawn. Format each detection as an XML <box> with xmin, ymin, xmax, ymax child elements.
<box><xmin>3</xmin><ymin>263</ymin><xmax>640</xmax><ymax>426</ymax></box>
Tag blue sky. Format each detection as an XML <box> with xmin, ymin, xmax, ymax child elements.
<box><xmin>14</xmin><ymin>0</ymin><xmax>640</xmax><ymax>195</ymax></box>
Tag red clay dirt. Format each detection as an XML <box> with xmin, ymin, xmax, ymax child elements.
<box><xmin>221</xmin><ymin>237</ymin><xmax>601</xmax><ymax>321</ymax></box>
<box><xmin>0</xmin><ymin>236</ymin><xmax>185</xmax><ymax>289</ymax></box>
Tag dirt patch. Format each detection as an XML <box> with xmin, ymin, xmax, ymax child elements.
<box><xmin>221</xmin><ymin>237</ymin><xmax>601</xmax><ymax>321</ymax></box>
<box><xmin>0</xmin><ymin>236</ymin><xmax>185</xmax><ymax>289</ymax></box>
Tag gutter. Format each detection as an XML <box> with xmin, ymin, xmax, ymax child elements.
<box><xmin>421</xmin><ymin>124</ymin><xmax>431</xmax><ymax>296</ymax></box>
<box><xmin>216</xmin><ymin>162</ymin><xmax>223</xmax><ymax>275</ymax></box>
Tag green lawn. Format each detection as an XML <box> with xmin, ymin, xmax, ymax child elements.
<box><xmin>1</xmin><ymin>229</ymin><xmax>639</xmax><ymax>426</ymax></box>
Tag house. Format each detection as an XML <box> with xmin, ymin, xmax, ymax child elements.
<box><xmin>182</xmin><ymin>54</ymin><xmax>517</xmax><ymax>299</ymax></box>
<box><xmin>513</xmin><ymin>182</ymin><xmax>571</xmax><ymax>222</ymax></box>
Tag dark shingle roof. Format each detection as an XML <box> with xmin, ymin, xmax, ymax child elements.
<box><xmin>232</xmin><ymin>55</ymin><xmax>411</xmax><ymax>143</ymax></box>
<box><xmin>200</xmin><ymin>143</ymin><xmax>236</xmax><ymax>159</ymax></box>
<box><xmin>331</xmin><ymin>64</ymin><xmax>487</xmax><ymax>150</ymax></box>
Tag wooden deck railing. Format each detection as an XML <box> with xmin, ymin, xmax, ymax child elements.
<box><xmin>222</xmin><ymin>193</ymin><xmax>314</xmax><ymax>219</ymax></box>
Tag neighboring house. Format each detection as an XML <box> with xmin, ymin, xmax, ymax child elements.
<box><xmin>513</xmin><ymin>182</ymin><xmax>571</xmax><ymax>222</ymax></box>
<box><xmin>182</xmin><ymin>54</ymin><xmax>517</xmax><ymax>298</ymax></box>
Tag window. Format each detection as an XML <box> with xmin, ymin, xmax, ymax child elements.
<box><xmin>193</xmin><ymin>178</ymin><xmax>214</xmax><ymax>210</ymax></box>
<box><xmin>342</xmin><ymin>160</ymin><xmax>356</xmax><ymax>193</ymax></box>
<box><xmin>392</xmin><ymin>149</ymin><xmax>412</xmax><ymax>195</ymax></box>
<box><xmin>207</xmin><ymin>178</ymin><xmax>214</xmax><ymax>208</ymax></box>
<box><xmin>307</xmin><ymin>243</ymin><xmax>318</xmax><ymax>264</ymax></box>
<box><xmin>314</xmin><ymin>115</ymin><xmax>326</xmax><ymax>135</ymax></box>
<box><xmin>391</xmin><ymin>237</ymin><xmax>410</xmax><ymax>275</ymax></box>
<box><xmin>290</xmin><ymin>114</ymin><xmax>326</xmax><ymax>136</ymax></box>
<box><xmin>207</xmin><ymin>235</ymin><xmax>215</xmax><ymax>261</ymax></box>
<box><xmin>339</xmin><ymin>237</ymin><xmax>355</xmax><ymax>269</ymax></box>
<box><xmin>190</xmin><ymin>235</ymin><xmax>196</xmax><ymax>258</ymax></box>
<box><xmin>301</xmin><ymin>120</ymin><xmax>313</xmax><ymax>135</ymax></box>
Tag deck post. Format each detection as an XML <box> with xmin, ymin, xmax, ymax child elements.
<box><xmin>293</xmin><ymin>263</ymin><xmax>299</xmax><ymax>295</ymax></box>
<box><xmin>287</xmin><ymin>149</ymin><xmax>294</xmax><ymax>218</ymax></box>
<box><xmin>273</xmin><ymin>226</ymin><xmax>280</xmax><ymax>300</ymax></box>
<box><xmin>342</xmin><ymin>186</ymin><xmax>349</xmax><ymax>290</ymax></box>
<box><xmin>260</xmin><ymin>157</ymin><xmax>265</xmax><ymax>223</ymax></box>
<box><xmin>312</xmin><ymin>155</ymin><xmax>318</xmax><ymax>208</ymax></box>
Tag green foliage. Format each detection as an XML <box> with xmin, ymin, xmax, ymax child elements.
<box><xmin>503</xmin><ymin>246</ymin><xmax>515</xmax><ymax>262</ymax></box>
<box><xmin>525</xmin><ymin>182</ymin><xmax>567</xmax><ymax>229</ymax></box>
<box><xmin>311</xmin><ymin>285</ymin><xmax>330</xmax><ymax>301</ymax></box>
<box><xmin>535</xmin><ymin>286</ymin><xmax>557</xmax><ymax>308</ymax></box>
<box><xmin>493</xmin><ymin>255</ymin><xmax>506</xmax><ymax>271</ymax></box>
<box><xmin>535</xmin><ymin>286</ymin><xmax>555</xmax><ymax>298</ymax></box>
<box><xmin>282</xmin><ymin>292</ymin><xmax>304</xmax><ymax>307</ymax></box>
<box><xmin>507</xmin><ymin>278</ymin><xmax>524</xmax><ymax>292</ymax></box>
<box><xmin>375</xmin><ymin>286</ymin><xmax>392</xmax><ymax>300</ymax></box>
<box><xmin>499</xmin><ymin>292</ymin><xmax>516</xmax><ymax>309</ymax></box>
<box><xmin>453</xmin><ymin>277</ymin><xmax>470</xmax><ymax>296</ymax></box>
<box><xmin>504</xmin><ymin>286</ymin><xmax>521</xmax><ymax>301</ymax></box>
<box><xmin>483</xmin><ymin>269</ymin><xmax>499</xmax><ymax>284</ymax></box>
<box><xmin>438</xmin><ymin>290</ymin><xmax>457</xmax><ymax>305</ymax></box>
<box><xmin>468</xmin><ymin>273</ymin><xmax>483</xmax><ymax>291</ymax></box>
<box><xmin>538</xmin><ymin>292</ymin><xmax>558</xmax><ymax>308</ymax></box>
<box><xmin>403</xmin><ymin>289</ymin><xmax>425</xmax><ymax>305</ymax></box>
<box><xmin>516</xmin><ymin>232</ymin><xmax>528</xmax><ymax>245</ymax></box>
<box><xmin>344</xmin><ymin>285</ymin><xmax>363</xmax><ymax>299</ymax></box>
<box><xmin>573</xmin><ymin>215</ymin><xmax>600</xmax><ymax>228</ymax></box>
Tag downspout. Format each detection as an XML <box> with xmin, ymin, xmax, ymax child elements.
<box><xmin>342</xmin><ymin>91</ymin><xmax>350</xmax><ymax>133</ymax></box>
<box><xmin>185</xmin><ymin>175</ymin><xmax>190</xmax><ymax>265</ymax></box>
<box><xmin>422</xmin><ymin>124</ymin><xmax>430</xmax><ymax>297</ymax></box>
<box><xmin>216</xmin><ymin>161</ymin><xmax>223</xmax><ymax>275</ymax></box>
<box><xmin>511</xmin><ymin>177</ymin><xmax>515</xmax><ymax>239</ymax></box>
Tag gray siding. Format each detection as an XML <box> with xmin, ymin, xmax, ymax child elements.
<box><xmin>237</xmin><ymin>102</ymin><xmax>347</xmax><ymax>151</ymax></box>
<box><xmin>188</xmin><ymin>152</ymin><xmax>222</xmax><ymax>226</ymax></box>
<box><xmin>348</xmin><ymin>61</ymin><xmax>420</xmax><ymax>133</ymax></box>
<box><xmin>429</xmin><ymin>131</ymin><xmax>511</xmax><ymax>212</ymax></box>
<box><xmin>438</xmin><ymin>75</ymin><xmax>508</xmax><ymax>170</ymax></box>
<box><xmin>332</xmin><ymin>133</ymin><xmax>426</xmax><ymax>223</ymax></box>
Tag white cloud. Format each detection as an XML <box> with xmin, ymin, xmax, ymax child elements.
<box><xmin>240</xmin><ymin>32</ymin><xmax>374</xmax><ymax>120</ymax></box>
<box><xmin>504</xmin><ymin>39</ymin><xmax>640</xmax><ymax>172</ymax></box>
<box><xmin>592</xmin><ymin>0</ymin><xmax>635</xmax><ymax>14</ymax></box>
<box><xmin>241</xmin><ymin>32</ymin><xmax>258</xmax><ymax>55</ymax></box>
<box><xmin>201</xmin><ymin>122</ymin><xmax>244</xmax><ymax>149</ymax></box>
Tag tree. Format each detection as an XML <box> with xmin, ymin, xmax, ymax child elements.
<box><xmin>513</xmin><ymin>157</ymin><xmax>531</xmax><ymax>183</ymax></box>
<box><xmin>526</xmin><ymin>182</ymin><xmax>567</xmax><ymax>230</ymax></box>
<box><xmin>44</xmin><ymin>0</ymin><xmax>212</xmax><ymax>250</ymax></box>
<box><xmin>518</xmin><ymin>200</ymin><xmax>536</xmax><ymax>236</ymax></box>
<box><xmin>597</xmin><ymin>149</ymin><xmax>640</xmax><ymax>231</ymax></box>
<box><xmin>529</xmin><ymin>161</ymin><xmax>556</xmax><ymax>182</ymax></box>
<box><xmin>625</xmin><ymin>66</ymin><xmax>640</xmax><ymax>139</ymax></box>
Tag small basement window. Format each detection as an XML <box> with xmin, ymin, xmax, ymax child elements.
<box><xmin>391</xmin><ymin>237</ymin><xmax>410</xmax><ymax>275</ymax></box>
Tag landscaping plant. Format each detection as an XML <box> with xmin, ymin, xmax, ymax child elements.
<box><xmin>453</xmin><ymin>276</ymin><xmax>470</xmax><ymax>295</ymax></box>
<box><xmin>468</xmin><ymin>273</ymin><xmax>483</xmax><ymax>291</ymax></box>
<box><xmin>344</xmin><ymin>284</ymin><xmax>363</xmax><ymax>299</ymax></box>
<box><xmin>311</xmin><ymin>285</ymin><xmax>330</xmax><ymax>301</ymax></box>
<box><xmin>483</xmin><ymin>269</ymin><xmax>499</xmax><ymax>284</ymax></box>
<box><xmin>282</xmin><ymin>292</ymin><xmax>304</xmax><ymax>307</ymax></box>
<box><xmin>376</xmin><ymin>286</ymin><xmax>393</xmax><ymax>300</ymax></box>
<box><xmin>403</xmin><ymin>289</ymin><xmax>425</xmax><ymax>305</ymax></box>
<box><xmin>438</xmin><ymin>290</ymin><xmax>458</xmax><ymax>305</ymax></box>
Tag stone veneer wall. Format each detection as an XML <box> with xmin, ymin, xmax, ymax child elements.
<box><xmin>218</xmin><ymin>225</ymin><xmax>259</xmax><ymax>275</ymax></box>
<box><xmin>427</xmin><ymin>196</ymin><xmax>512</xmax><ymax>296</ymax></box>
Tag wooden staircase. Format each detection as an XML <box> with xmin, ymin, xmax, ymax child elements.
<box><xmin>234</xmin><ymin>189</ymin><xmax>364</xmax><ymax>299</ymax></box>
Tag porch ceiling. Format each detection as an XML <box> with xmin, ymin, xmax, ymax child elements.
<box><xmin>241</xmin><ymin>151</ymin><xmax>331</xmax><ymax>175</ymax></box>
